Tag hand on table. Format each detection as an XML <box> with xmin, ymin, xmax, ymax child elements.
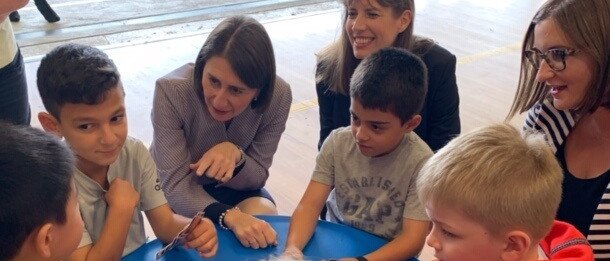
<box><xmin>105</xmin><ymin>178</ymin><xmax>140</xmax><ymax>213</ymax></box>
<box><xmin>224</xmin><ymin>208</ymin><xmax>278</xmax><ymax>249</ymax></box>
<box><xmin>190</xmin><ymin>141</ymin><xmax>242</xmax><ymax>183</ymax></box>
<box><xmin>185</xmin><ymin>217</ymin><xmax>218</xmax><ymax>258</ymax></box>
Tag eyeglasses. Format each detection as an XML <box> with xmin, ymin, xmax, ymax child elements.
<box><xmin>523</xmin><ymin>48</ymin><xmax>578</xmax><ymax>71</ymax></box>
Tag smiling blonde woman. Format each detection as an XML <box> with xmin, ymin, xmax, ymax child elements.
<box><xmin>315</xmin><ymin>0</ymin><xmax>460</xmax><ymax>152</ymax></box>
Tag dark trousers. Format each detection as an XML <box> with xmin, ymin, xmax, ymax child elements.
<box><xmin>202</xmin><ymin>184</ymin><xmax>275</xmax><ymax>207</ymax></box>
<box><xmin>0</xmin><ymin>49</ymin><xmax>31</xmax><ymax>125</ymax></box>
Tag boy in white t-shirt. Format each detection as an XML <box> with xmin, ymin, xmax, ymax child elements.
<box><xmin>36</xmin><ymin>43</ymin><xmax>219</xmax><ymax>260</ymax></box>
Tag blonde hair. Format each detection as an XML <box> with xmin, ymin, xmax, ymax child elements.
<box><xmin>417</xmin><ymin>123</ymin><xmax>563</xmax><ymax>241</ymax></box>
<box><xmin>508</xmin><ymin>0</ymin><xmax>610</xmax><ymax>118</ymax></box>
<box><xmin>316</xmin><ymin>0</ymin><xmax>434</xmax><ymax>95</ymax></box>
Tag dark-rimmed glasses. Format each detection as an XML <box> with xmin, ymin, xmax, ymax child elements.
<box><xmin>523</xmin><ymin>48</ymin><xmax>578</xmax><ymax>71</ymax></box>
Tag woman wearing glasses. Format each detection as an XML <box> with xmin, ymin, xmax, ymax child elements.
<box><xmin>507</xmin><ymin>0</ymin><xmax>610</xmax><ymax>258</ymax></box>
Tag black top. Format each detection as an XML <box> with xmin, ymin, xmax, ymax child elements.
<box><xmin>316</xmin><ymin>44</ymin><xmax>461</xmax><ymax>151</ymax></box>
<box><xmin>556</xmin><ymin>142</ymin><xmax>610</xmax><ymax>236</ymax></box>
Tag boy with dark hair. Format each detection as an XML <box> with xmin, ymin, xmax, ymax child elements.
<box><xmin>284</xmin><ymin>47</ymin><xmax>432</xmax><ymax>260</ymax></box>
<box><xmin>36</xmin><ymin>43</ymin><xmax>218</xmax><ymax>260</ymax></box>
<box><xmin>0</xmin><ymin>122</ymin><xmax>83</xmax><ymax>261</ymax></box>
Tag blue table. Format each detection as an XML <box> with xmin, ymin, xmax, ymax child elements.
<box><xmin>123</xmin><ymin>215</ymin><xmax>419</xmax><ymax>260</ymax></box>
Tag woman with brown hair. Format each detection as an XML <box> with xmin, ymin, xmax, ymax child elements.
<box><xmin>316</xmin><ymin>0</ymin><xmax>460</xmax><ymax>152</ymax></box>
<box><xmin>151</xmin><ymin>15</ymin><xmax>292</xmax><ymax>250</ymax></box>
<box><xmin>507</xmin><ymin>0</ymin><xmax>610</xmax><ymax>258</ymax></box>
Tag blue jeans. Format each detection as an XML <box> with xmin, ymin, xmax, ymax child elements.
<box><xmin>0</xmin><ymin>49</ymin><xmax>30</xmax><ymax>125</ymax></box>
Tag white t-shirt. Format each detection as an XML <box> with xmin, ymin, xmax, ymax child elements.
<box><xmin>0</xmin><ymin>18</ymin><xmax>17</xmax><ymax>68</ymax></box>
<box><xmin>75</xmin><ymin>137</ymin><xmax>168</xmax><ymax>257</ymax></box>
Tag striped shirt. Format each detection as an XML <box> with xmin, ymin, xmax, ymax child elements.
<box><xmin>149</xmin><ymin>63</ymin><xmax>292</xmax><ymax>217</ymax></box>
<box><xmin>524</xmin><ymin>98</ymin><xmax>610</xmax><ymax>260</ymax></box>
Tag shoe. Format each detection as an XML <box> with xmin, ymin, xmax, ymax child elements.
<box><xmin>34</xmin><ymin>0</ymin><xmax>60</xmax><ymax>23</ymax></box>
<box><xmin>9</xmin><ymin>11</ymin><xmax>20</xmax><ymax>22</ymax></box>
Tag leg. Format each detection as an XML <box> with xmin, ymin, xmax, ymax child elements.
<box><xmin>9</xmin><ymin>11</ymin><xmax>20</xmax><ymax>22</ymax></box>
<box><xmin>236</xmin><ymin>197</ymin><xmax>278</xmax><ymax>215</ymax></box>
<box><xmin>202</xmin><ymin>185</ymin><xmax>278</xmax><ymax>214</ymax></box>
<box><xmin>33</xmin><ymin>0</ymin><xmax>60</xmax><ymax>23</ymax></box>
<box><xmin>0</xmin><ymin>50</ymin><xmax>31</xmax><ymax>125</ymax></box>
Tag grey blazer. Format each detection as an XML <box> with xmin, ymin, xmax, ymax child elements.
<box><xmin>150</xmin><ymin>63</ymin><xmax>292</xmax><ymax>217</ymax></box>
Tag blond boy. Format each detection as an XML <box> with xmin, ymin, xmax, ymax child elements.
<box><xmin>417</xmin><ymin>123</ymin><xmax>594</xmax><ymax>261</ymax></box>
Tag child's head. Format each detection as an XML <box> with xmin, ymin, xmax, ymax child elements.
<box><xmin>417</xmin><ymin>123</ymin><xmax>563</xmax><ymax>261</ymax></box>
<box><xmin>37</xmin><ymin>43</ymin><xmax>122</xmax><ymax>120</ymax></box>
<box><xmin>349</xmin><ymin>47</ymin><xmax>427</xmax><ymax>157</ymax></box>
<box><xmin>37</xmin><ymin>43</ymin><xmax>127</xmax><ymax>169</ymax></box>
<box><xmin>0</xmin><ymin>123</ymin><xmax>83</xmax><ymax>261</ymax></box>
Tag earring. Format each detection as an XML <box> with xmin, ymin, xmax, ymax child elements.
<box><xmin>253</xmin><ymin>96</ymin><xmax>258</xmax><ymax>101</ymax></box>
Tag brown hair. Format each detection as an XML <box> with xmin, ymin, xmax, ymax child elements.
<box><xmin>194</xmin><ymin>15</ymin><xmax>276</xmax><ymax>113</ymax></box>
<box><xmin>37</xmin><ymin>43</ymin><xmax>122</xmax><ymax>120</ymax></box>
<box><xmin>350</xmin><ymin>47</ymin><xmax>427</xmax><ymax>123</ymax></box>
<box><xmin>316</xmin><ymin>0</ymin><xmax>434</xmax><ymax>95</ymax></box>
<box><xmin>508</xmin><ymin>0</ymin><xmax>610</xmax><ymax>118</ymax></box>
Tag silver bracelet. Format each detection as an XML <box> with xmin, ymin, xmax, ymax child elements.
<box><xmin>235</xmin><ymin>145</ymin><xmax>246</xmax><ymax>167</ymax></box>
<box><xmin>218</xmin><ymin>207</ymin><xmax>239</xmax><ymax>230</ymax></box>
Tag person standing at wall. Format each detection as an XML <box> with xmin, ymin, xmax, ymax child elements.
<box><xmin>0</xmin><ymin>0</ymin><xmax>31</xmax><ymax>125</ymax></box>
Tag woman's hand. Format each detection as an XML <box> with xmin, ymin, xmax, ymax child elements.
<box><xmin>190</xmin><ymin>141</ymin><xmax>242</xmax><ymax>183</ymax></box>
<box><xmin>223</xmin><ymin>208</ymin><xmax>278</xmax><ymax>249</ymax></box>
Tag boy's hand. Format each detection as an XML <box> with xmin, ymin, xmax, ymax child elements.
<box><xmin>185</xmin><ymin>217</ymin><xmax>218</xmax><ymax>258</ymax></box>
<box><xmin>190</xmin><ymin>141</ymin><xmax>241</xmax><ymax>183</ymax></box>
<box><xmin>282</xmin><ymin>245</ymin><xmax>304</xmax><ymax>260</ymax></box>
<box><xmin>224</xmin><ymin>209</ymin><xmax>278</xmax><ymax>249</ymax></box>
<box><xmin>105</xmin><ymin>178</ymin><xmax>140</xmax><ymax>212</ymax></box>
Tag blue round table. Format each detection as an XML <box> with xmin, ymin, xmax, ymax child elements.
<box><xmin>123</xmin><ymin>215</ymin><xmax>419</xmax><ymax>260</ymax></box>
